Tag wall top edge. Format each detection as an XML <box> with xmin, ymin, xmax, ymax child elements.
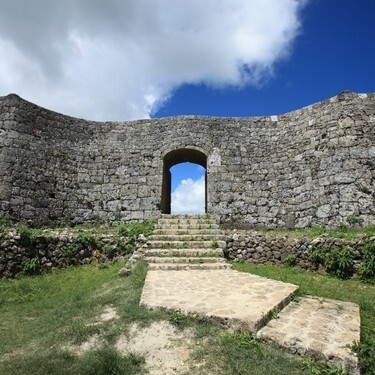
<box><xmin>1</xmin><ymin>90</ymin><xmax>374</xmax><ymax>126</ymax></box>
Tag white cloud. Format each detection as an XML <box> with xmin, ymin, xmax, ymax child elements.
<box><xmin>171</xmin><ymin>176</ymin><xmax>205</xmax><ymax>214</ymax></box>
<box><xmin>0</xmin><ymin>0</ymin><xmax>307</xmax><ymax>120</ymax></box>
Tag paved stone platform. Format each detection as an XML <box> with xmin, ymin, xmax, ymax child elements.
<box><xmin>140</xmin><ymin>269</ymin><xmax>298</xmax><ymax>332</ymax></box>
<box><xmin>257</xmin><ymin>296</ymin><xmax>360</xmax><ymax>374</ymax></box>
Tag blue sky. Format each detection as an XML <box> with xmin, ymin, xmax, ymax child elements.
<box><xmin>156</xmin><ymin>0</ymin><xmax>375</xmax><ymax>119</ymax></box>
<box><xmin>0</xmin><ymin>0</ymin><xmax>373</xmax><ymax>214</ymax></box>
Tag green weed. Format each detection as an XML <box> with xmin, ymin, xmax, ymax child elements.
<box><xmin>22</xmin><ymin>257</ymin><xmax>40</xmax><ymax>275</ymax></box>
<box><xmin>301</xmin><ymin>357</ymin><xmax>349</xmax><ymax>375</ymax></box>
<box><xmin>18</xmin><ymin>225</ymin><xmax>43</xmax><ymax>247</ymax></box>
<box><xmin>211</xmin><ymin>240</ymin><xmax>219</xmax><ymax>248</ymax></box>
<box><xmin>309</xmin><ymin>245</ymin><xmax>354</xmax><ymax>279</ymax></box>
<box><xmin>221</xmin><ymin>332</ymin><xmax>259</xmax><ymax>349</ymax></box>
<box><xmin>359</xmin><ymin>241</ymin><xmax>375</xmax><ymax>282</ymax></box>
<box><xmin>170</xmin><ymin>311</ymin><xmax>188</xmax><ymax>329</ymax></box>
<box><xmin>284</xmin><ymin>254</ymin><xmax>297</xmax><ymax>267</ymax></box>
<box><xmin>352</xmin><ymin>335</ymin><xmax>375</xmax><ymax>374</ymax></box>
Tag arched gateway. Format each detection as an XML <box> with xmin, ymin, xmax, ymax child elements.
<box><xmin>161</xmin><ymin>148</ymin><xmax>207</xmax><ymax>214</ymax></box>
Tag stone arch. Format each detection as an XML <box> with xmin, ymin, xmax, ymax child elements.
<box><xmin>161</xmin><ymin>148</ymin><xmax>207</xmax><ymax>214</ymax></box>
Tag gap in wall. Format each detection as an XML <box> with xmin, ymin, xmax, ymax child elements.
<box><xmin>170</xmin><ymin>162</ymin><xmax>206</xmax><ymax>214</ymax></box>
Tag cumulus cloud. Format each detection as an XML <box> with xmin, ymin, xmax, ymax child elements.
<box><xmin>171</xmin><ymin>176</ymin><xmax>205</xmax><ymax>214</ymax></box>
<box><xmin>0</xmin><ymin>0</ymin><xmax>307</xmax><ymax>120</ymax></box>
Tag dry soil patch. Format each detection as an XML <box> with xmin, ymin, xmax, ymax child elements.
<box><xmin>116</xmin><ymin>320</ymin><xmax>196</xmax><ymax>375</ymax></box>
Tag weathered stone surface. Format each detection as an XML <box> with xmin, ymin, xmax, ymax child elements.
<box><xmin>0</xmin><ymin>91</ymin><xmax>374</xmax><ymax>228</ymax></box>
<box><xmin>257</xmin><ymin>296</ymin><xmax>360</xmax><ymax>374</ymax></box>
<box><xmin>140</xmin><ymin>269</ymin><xmax>298</xmax><ymax>332</ymax></box>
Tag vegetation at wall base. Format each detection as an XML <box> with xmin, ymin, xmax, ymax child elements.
<box><xmin>308</xmin><ymin>240</ymin><xmax>375</xmax><ymax>282</ymax></box>
<box><xmin>262</xmin><ymin>225</ymin><xmax>375</xmax><ymax>240</ymax></box>
<box><xmin>309</xmin><ymin>245</ymin><xmax>355</xmax><ymax>279</ymax></box>
<box><xmin>359</xmin><ymin>240</ymin><xmax>375</xmax><ymax>282</ymax></box>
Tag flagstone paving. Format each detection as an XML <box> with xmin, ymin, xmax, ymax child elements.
<box><xmin>141</xmin><ymin>269</ymin><xmax>298</xmax><ymax>332</ymax></box>
<box><xmin>139</xmin><ymin>214</ymin><xmax>361</xmax><ymax>374</ymax></box>
<box><xmin>257</xmin><ymin>296</ymin><xmax>360</xmax><ymax>374</ymax></box>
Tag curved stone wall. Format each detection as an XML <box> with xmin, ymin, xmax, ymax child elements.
<box><xmin>0</xmin><ymin>91</ymin><xmax>374</xmax><ymax>228</ymax></box>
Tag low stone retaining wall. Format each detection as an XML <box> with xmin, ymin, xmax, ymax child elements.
<box><xmin>225</xmin><ymin>230</ymin><xmax>373</xmax><ymax>273</ymax></box>
<box><xmin>0</xmin><ymin>227</ymin><xmax>145</xmax><ymax>278</ymax></box>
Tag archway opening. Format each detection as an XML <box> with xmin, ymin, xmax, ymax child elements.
<box><xmin>161</xmin><ymin>149</ymin><xmax>207</xmax><ymax>214</ymax></box>
<box><xmin>171</xmin><ymin>162</ymin><xmax>206</xmax><ymax>214</ymax></box>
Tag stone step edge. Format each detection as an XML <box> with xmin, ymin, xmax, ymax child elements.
<box><xmin>146</xmin><ymin>240</ymin><xmax>226</xmax><ymax>247</ymax></box>
<box><xmin>155</xmin><ymin>225</ymin><xmax>220</xmax><ymax>230</ymax></box>
<box><xmin>252</xmin><ymin>289</ymin><xmax>299</xmax><ymax>333</ymax></box>
<box><xmin>149</xmin><ymin>235</ymin><xmax>225</xmax><ymax>241</ymax></box>
<box><xmin>157</xmin><ymin>220</ymin><xmax>215</xmax><ymax>225</ymax></box>
<box><xmin>147</xmin><ymin>263</ymin><xmax>232</xmax><ymax>270</ymax></box>
<box><xmin>161</xmin><ymin>214</ymin><xmax>211</xmax><ymax>219</ymax></box>
<box><xmin>145</xmin><ymin>257</ymin><xmax>227</xmax><ymax>264</ymax></box>
<box><xmin>140</xmin><ymin>282</ymin><xmax>298</xmax><ymax>333</ymax></box>
<box><xmin>143</xmin><ymin>249</ymin><xmax>224</xmax><ymax>257</ymax></box>
<box><xmin>152</xmin><ymin>228</ymin><xmax>223</xmax><ymax>236</ymax></box>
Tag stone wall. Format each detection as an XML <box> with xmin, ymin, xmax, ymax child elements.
<box><xmin>225</xmin><ymin>230</ymin><xmax>313</xmax><ymax>269</ymax></box>
<box><xmin>225</xmin><ymin>230</ymin><xmax>372</xmax><ymax>273</ymax></box>
<box><xmin>0</xmin><ymin>91</ymin><xmax>374</xmax><ymax>228</ymax></box>
<box><xmin>0</xmin><ymin>227</ymin><xmax>145</xmax><ymax>278</ymax></box>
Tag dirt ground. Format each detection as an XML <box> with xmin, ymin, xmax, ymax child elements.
<box><xmin>116</xmin><ymin>320</ymin><xmax>196</xmax><ymax>375</ymax></box>
<box><xmin>65</xmin><ymin>305</ymin><xmax>199</xmax><ymax>374</ymax></box>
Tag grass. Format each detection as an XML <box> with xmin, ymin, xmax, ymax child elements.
<box><xmin>0</xmin><ymin>260</ymin><xmax>373</xmax><ymax>374</ymax></box>
<box><xmin>0</xmin><ymin>220</ymin><xmax>156</xmax><ymax>238</ymax></box>
<box><xmin>0</xmin><ymin>261</ymin><xmax>166</xmax><ymax>374</ymax></box>
<box><xmin>260</xmin><ymin>225</ymin><xmax>375</xmax><ymax>240</ymax></box>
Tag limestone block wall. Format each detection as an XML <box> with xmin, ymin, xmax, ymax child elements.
<box><xmin>0</xmin><ymin>227</ymin><xmax>145</xmax><ymax>278</ymax></box>
<box><xmin>225</xmin><ymin>230</ymin><xmax>373</xmax><ymax>275</ymax></box>
<box><xmin>0</xmin><ymin>91</ymin><xmax>374</xmax><ymax>228</ymax></box>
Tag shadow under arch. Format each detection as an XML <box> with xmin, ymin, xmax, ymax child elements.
<box><xmin>161</xmin><ymin>148</ymin><xmax>207</xmax><ymax>214</ymax></box>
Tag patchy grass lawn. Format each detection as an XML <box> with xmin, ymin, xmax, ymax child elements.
<box><xmin>0</xmin><ymin>260</ymin><xmax>371</xmax><ymax>374</ymax></box>
<box><xmin>0</xmin><ymin>261</ymin><xmax>164</xmax><ymax>374</ymax></box>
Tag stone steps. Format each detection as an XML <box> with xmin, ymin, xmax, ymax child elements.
<box><xmin>161</xmin><ymin>214</ymin><xmax>210</xmax><ymax>219</ymax></box>
<box><xmin>146</xmin><ymin>240</ymin><xmax>226</xmax><ymax>249</ymax></box>
<box><xmin>145</xmin><ymin>256</ymin><xmax>227</xmax><ymax>264</ymax></box>
<box><xmin>148</xmin><ymin>263</ymin><xmax>232</xmax><ymax>271</ymax></box>
<box><xmin>153</xmin><ymin>228</ymin><xmax>220</xmax><ymax>235</ymax></box>
<box><xmin>143</xmin><ymin>214</ymin><xmax>230</xmax><ymax>271</ymax></box>
<box><xmin>150</xmin><ymin>234</ymin><xmax>224</xmax><ymax>241</ymax></box>
<box><xmin>154</xmin><ymin>223</ymin><xmax>219</xmax><ymax>230</ymax></box>
<box><xmin>144</xmin><ymin>248</ymin><xmax>224</xmax><ymax>257</ymax></box>
<box><xmin>157</xmin><ymin>219</ymin><xmax>215</xmax><ymax>225</ymax></box>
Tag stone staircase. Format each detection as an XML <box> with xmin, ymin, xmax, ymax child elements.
<box><xmin>143</xmin><ymin>214</ymin><xmax>231</xmax><ymax>270</ymax></box>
